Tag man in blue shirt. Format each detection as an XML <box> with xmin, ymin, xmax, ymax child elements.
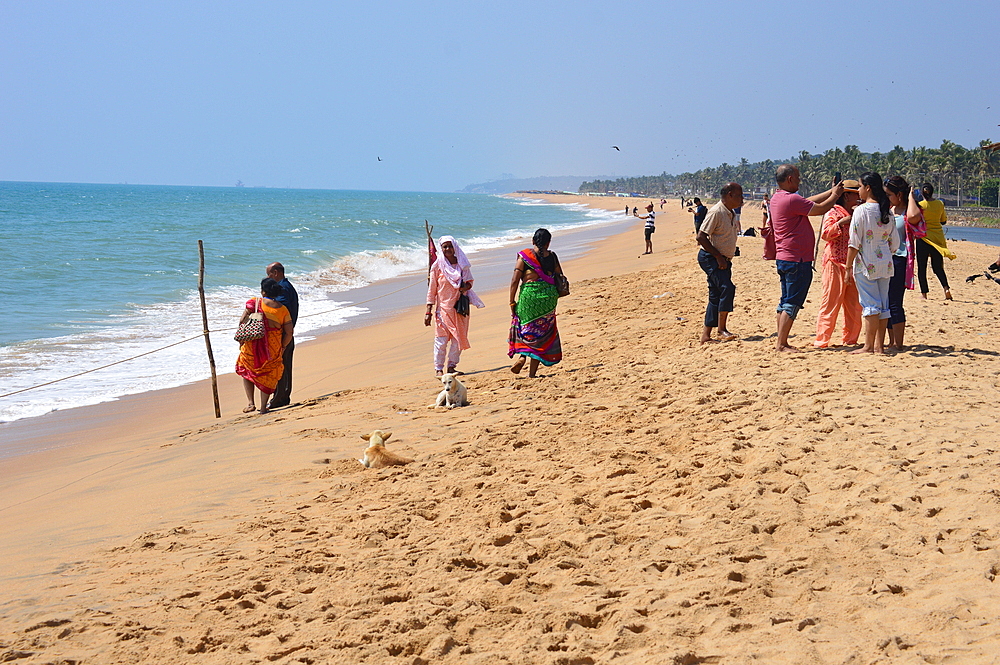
<box><xmin>689</xmin><ymin>198</ymin><xmax>708</xmax><ymax>234</ymax></box>
<box><xmin>266</xmin><ymin>262</ymin><xmax>299</xmax><ymax>409</ymax></box>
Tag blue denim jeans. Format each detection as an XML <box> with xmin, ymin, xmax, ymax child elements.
<box><xmin>775</xmin><ymin>259</ymin><xmax>813</xmax><ymax>320</ymax></box>
<box><xmin>888</xmin><ymin>255</ymin><xmax>907</xmax><ymax>327</ymax></box>
<box><xmin>698</xmin><ymin>249</ymin><xmax>735</xmax><ymax>327</ymax></box>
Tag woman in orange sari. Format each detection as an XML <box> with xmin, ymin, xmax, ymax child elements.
<box><xmin>236</xmin><ymin>278</ymin><xmax>293</xmax><ymax>414</ymax></box>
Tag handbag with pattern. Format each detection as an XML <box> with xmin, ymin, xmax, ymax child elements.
<box><xmin>234</xmin><ymin>298</ymin><xmax>266</xmax><ymax>342</ymax></box>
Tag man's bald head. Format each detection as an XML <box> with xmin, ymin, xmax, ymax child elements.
<box><xmin>266</xmin><ymin>262</ymin><xmax>285</xmax><ymax>280</ymax></box>
<box><xmin>775</xmin><ymin>164</ymin><xmax>799</xmax><ymax>184</ymax></box>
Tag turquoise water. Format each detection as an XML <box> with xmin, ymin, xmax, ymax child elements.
<box><xmin>0</xmin><ymin>182</ymin><xmax>616</xmax><ymax>423</ymax></box>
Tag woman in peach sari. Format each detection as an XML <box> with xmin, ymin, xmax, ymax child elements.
<box><xmin>236</xmin><ymin>278</ymin><xmax>293</xmax><ymax>414</ymax></box>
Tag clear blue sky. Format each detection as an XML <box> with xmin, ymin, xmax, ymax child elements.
<box><xmin>2</xmin><ymin>0</ymin><xmax>997</xmax><ymax>192</ymax></box>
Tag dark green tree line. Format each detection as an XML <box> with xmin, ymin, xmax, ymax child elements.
<box><xmin>580</xmin><ymin>140</ymin><xmax>1000</xmax><ymax>204</ymax></box>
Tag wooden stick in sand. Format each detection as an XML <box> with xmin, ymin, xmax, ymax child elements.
<box><xmin>198</xmin><ymin>240</ymin><xmax>221</xmax><ymax>418</ymax></box>
<box><xmin>425</xmin><ymin>219</ymin><xmax>436</xmax><ymax>282</ymax></box>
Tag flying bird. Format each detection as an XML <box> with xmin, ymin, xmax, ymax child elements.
<box><xmin>377</xmin><ymin>156</ymin><xmax>382</xmax><ymax>161</ymax></box>
<box><xmin>612</xmin><ymin>146</ymin><xmax>620</xmax><ymax>151</ymax></box>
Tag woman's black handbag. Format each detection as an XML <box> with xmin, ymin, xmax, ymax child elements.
<box><xmin>555</xmin><ymin>274</ymin><xmax>571</xmax><ymax>297</ymax></box>
<box><xmin>455</xmin><ymin>292</ymin><xmax>471</xmax><ymax>316</ymax></box>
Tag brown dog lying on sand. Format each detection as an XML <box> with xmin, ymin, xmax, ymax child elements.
<box><xmin>358</xmin><ymin>430</ymin><xmax>413</xmax><ymax>469</ymax></box>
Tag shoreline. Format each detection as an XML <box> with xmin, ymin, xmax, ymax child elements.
<box><xmin>0</xmin><ymin>195</ymin><xmax>657</xmax><ymax>461</ymax></box>
<box><xmin>5</xmin><ymin>193</ymin><xmax>1000</xmax><ymax>661</ymax></box>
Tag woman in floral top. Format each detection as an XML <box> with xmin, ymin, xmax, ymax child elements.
<box><xmin>846</xmin><ymin>172</ymin><xmax>900</xmax><ymax>354</ymax></box>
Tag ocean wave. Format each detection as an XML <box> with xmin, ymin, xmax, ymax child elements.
<box><xmin>0</xmin><ymin>286</ymin><xmax>366</xmax><ymax>424</ymax></box>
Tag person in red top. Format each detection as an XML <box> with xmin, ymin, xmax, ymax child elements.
<box><xmin>769</xmin><ymin>164</ymin><xmax>843</xmax><ymax>351</ymax></box>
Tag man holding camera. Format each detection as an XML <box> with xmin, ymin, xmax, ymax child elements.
<box><xmin>696</xmin><ymin>183</ymin><xmax>744</xmax><ymax>343</ymax></box>
<box><xmin>769</xmin><ymin>164</ymin><xmax>842</xmax><ymax>352</ymax></box>
<box><xmin>688</xmin><ymin>198</ymin><xmax>708</xmax><ymax>234</ymax></box>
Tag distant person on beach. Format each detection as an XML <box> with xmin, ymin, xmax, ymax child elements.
<box><xmin>425</xmin><ymin>236</ymin><xmax>484</xmax><ymax>376</ymax></box>
<box><xmin>636</xmin><ymin>202</ymin><xmax>656</xmax><ymax>254</ymax></box>
<box><xmin>845</xmin><ymin>172</ymin><xmax>899</xmax><ymax>355</ymax></box>
<box><xmin>883</xmin><ymin>176</ymin><xmax>922</xmax><ymax>351</ymax></box>
<box><xmin>689</xmin><ymin>198</ymin><xmax>708</xmax><ymax>234</ymax></box>
<box><xmin>915</xmin><ymin>183</ymin><xmax>956</xmax><ymax>300</ymax></box>
<box><xmin>632</xmin><ymin>206</ymin><xmax>638</xmax><ymax>216</ymax></box>
<box><xmin>624</xmin><ymin>204</ymin><xmax>629</xmax><ymax>216</ymax></box>
<box><xmin>814</xmin><ymin>179</ymin><xmax>862</xmax><ymax>348</ymax></box>
<box><xmin>660</xmin><ymin>198</ymin><xmax>666</xmax><ymax>210</ymax></box>
<box><xmin>265</xmin><ymin>262</ymin><xmax>298</xmax><ymax>409</ymax></box>
<box><xmin>236</xmin><ymin>278</ymin><xmax>293</xmax><ymax>414</ymax></box>
<box><xmin>770</xmin><ymin>164</ymin><xmax>843</xmax><ymax>352</ymax></box>
<box><xmin>509</xmin><ymin>228</ymin><xmax>564</xmax><ymax>378</ymax></box>
<box><xmin>697</xmin><ymin>182</ymin><xmax>744</xmax><ymax>343</ymax></box>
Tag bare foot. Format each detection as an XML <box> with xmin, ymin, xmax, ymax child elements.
<box><xmin>718</xmin><ymin>331</ymin><xmax>738</xmax><ymax>342</ymax></box>
<box><xmin>243</xmin><ymin>404</ymin><xmax>257</xmax><ymax>413</ymax></box>
<box><xmin>849</xmin><ymin>347</ymin><xmax>874</xmax><ymax>354</ymax></box>
<box><xmin>921</xmin><ymin>292</ymin><xmax>928</xmax><ymax>300</ymax></box>
<box><xmin>510</xmin><ymin>357</ymin><xmax>526</xmax><ymax>374</ymax></box>
<box><xmin>700</xmin><ymin>338</ymin><xmax>719</xmax><ymax>344</ymax></box>
<box><xmin>776</xmin><ymin>344</ymin><xmax>800</xmax><ymax>352</ymax></box>
<box><xmin>258</xmin><ymin>407</ymin><xmax>270</xmax><ymax>414</ymax></box>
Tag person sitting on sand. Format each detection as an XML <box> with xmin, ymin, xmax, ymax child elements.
<box><xmin>636</xmin><ymin>203</ymin><xmax>656</xmax><ymax>255</ymax></box>
<box><xmin>697</xmin><ymin>182</ymin><xmax>744</xmax><ymax>343</ymax></box>
<box><xmin>845</xmin><ymin>172</ymin><xmax>899</xmax><ymax>355</ymax></box>
<box><xmin>424</xmin><ymin>236</ymin><xmax>484</xmax><ymax>376</ymax></box>
<box><xmin>508</xmin><ymin>228</ymin><xmax>564</xmax><ymax>378</ymax></box>
<box><xmin>236</xmin><ymin>278</ymin><xmax>293</xmax><ymax>414</ymax></box>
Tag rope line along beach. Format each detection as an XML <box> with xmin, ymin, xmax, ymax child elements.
<box><xmin>0</xmin><ymin>277</ymin><xmax>428</xmax><ymax>402</ymax></box>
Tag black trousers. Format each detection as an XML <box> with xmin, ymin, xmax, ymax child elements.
<box><xmin>915</xmin><ymin>238</ymin><xmax>950</xmax><ymax>293</ymax></box>
<box><xmin>269</xmin><ymin>338</ymin><xmax>294</xmax><ymax>407</ymax></box>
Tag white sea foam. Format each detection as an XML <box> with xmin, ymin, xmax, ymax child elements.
<box><xmin>0</xmin><ymin>285</ymin><xmax>366</xmax><ymax>424</ymax></box>
<box><xmin>1</xmin><ymin>190</ymin><xmax>618</xmax><ymax>427</ymax></box>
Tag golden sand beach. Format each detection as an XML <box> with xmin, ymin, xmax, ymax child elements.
<box><xmin>3</xmin><ymin>195</ymin><xmax>1000</xmax><ymax>663</ymax></box>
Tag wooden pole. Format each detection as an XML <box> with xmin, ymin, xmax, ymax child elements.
<box><xmin>198</xmin><ymin>240</ymin><xmax>222</xmax><ymax>418</ymax></box>
<box><xmin>425</xmin><ymin>219</ymin><xmax>435</xmax><ymax>282</ymax></box>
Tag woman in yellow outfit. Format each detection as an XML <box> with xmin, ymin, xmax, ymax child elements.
<box><xmin>915</xmin><ymin>183</ymin><xmax>956</xmax><ymax>300</ymax></box>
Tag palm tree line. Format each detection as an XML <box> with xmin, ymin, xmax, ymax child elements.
<box><xmin>580</xmin><ymin>140</ymin><xmax>1000</xmax><ymax>206</ymax></box>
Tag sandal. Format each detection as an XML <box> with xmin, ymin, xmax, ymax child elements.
<box><xmin>243</xmin><ymin>405</ymin><xmax>257</xmax><ymax>413</ymax></box>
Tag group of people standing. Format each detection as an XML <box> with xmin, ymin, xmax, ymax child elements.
<box><xmin>694</xmin><ymin>163</ymin><xmax>955</xmax><ymax>354</ymax></box>
<box><xmin>235</xmin><ymin>229</ymin><xmax>568</xmax><ymax>416</ymax></box>
<box><xmin>424</xmin><ymin>228</ymin><xmax>565</xmax><ymax>380</ymax></box>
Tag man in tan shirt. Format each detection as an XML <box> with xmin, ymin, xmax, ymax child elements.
<box><xmin>696</xmin><ymin>182</ymin><xmax>744</xmax><ymax>343</ymax></box>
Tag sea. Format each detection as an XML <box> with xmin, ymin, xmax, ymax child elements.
<box><xmin>0</xmin><ymin>182</ymin><xmax>621</xmax><ymax>426</ymax></box>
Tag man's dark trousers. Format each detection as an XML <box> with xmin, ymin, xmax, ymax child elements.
<box><xmin>269</xmin><ymin>339</ymin><xmax>294</xmax><ymax>408</ymax></box>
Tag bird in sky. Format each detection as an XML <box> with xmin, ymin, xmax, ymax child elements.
<box><xmin>377</xmin><ymin>156</ymin><xmax>382</xmax><ymax>161</ymax></box>
<box><xmin>612</xmin><ymin>146</ymin><xmax>620</xmax><ymax>151</ymax></box>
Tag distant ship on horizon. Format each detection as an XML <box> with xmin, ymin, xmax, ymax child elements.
<box><xmin>235</xmin><ymin>180</ymin><xmax>245</xmax><ymax>187</ymax></box>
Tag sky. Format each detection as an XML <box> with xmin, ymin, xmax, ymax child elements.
<box><xmin>2</xmin><ymin>0</ymin><xmax>998</xmax><ymax>192</ymax></box>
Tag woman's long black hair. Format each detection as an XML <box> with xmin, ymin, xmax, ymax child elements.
<box><xmin>860</xmin><ymin>172</ymin><xmax>892</xmax><ymax>225</ymax></box>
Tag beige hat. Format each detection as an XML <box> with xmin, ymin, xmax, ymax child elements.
<box><xmin>841</xmin><ymin>179</ymin><xmax>860</xmax><ymax>191</ymax></box>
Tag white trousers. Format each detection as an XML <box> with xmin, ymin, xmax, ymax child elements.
<box><xmin>434</xmin><ymin>336</ymin><xmax>462</xmax><ymax>371</ymax></box>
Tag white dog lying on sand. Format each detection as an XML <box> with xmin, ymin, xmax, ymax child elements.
<box><xmin>431</xmin><ymin>373</ymin><xmax>468</xmax><ymax>408</ymax></box>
